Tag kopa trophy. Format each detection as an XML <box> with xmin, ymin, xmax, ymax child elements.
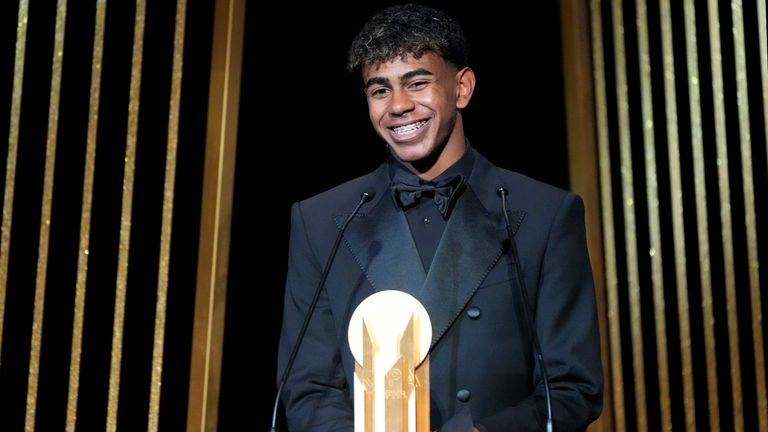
<box><xmin>348</xmin><ymin>290</ymin><xmax>431</xmax><ymax>432</ymax></box>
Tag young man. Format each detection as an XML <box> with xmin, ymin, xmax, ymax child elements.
<box><xmin>277</xmin><ymin>4</ymin><xmax>603</xmax><ymax>431</ymax></box>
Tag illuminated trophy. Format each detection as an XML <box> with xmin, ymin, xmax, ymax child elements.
<box><xmin>348</xmin><ymin>291</ymin><xmax>431</xmax><ymax>432</ymax></box>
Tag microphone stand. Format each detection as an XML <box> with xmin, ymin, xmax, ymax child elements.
<box><xmin>270</xmin><ymin>192</ymin><xmax>374</xmax><ymax>432</ymax></box>
<box><xmin>497</xmin><ymin>187</ymin><xmax>554</xmax><ymax>432</ymax></box>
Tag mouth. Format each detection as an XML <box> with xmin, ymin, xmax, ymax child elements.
<box><xmin>390</xmin><ymin>120</ymin><xmax>429</xmax><ymax>137</ymax></box>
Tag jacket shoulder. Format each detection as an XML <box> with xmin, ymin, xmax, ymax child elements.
<box><xmin>497</xmin><ymin>168</ymin><xmax>571</xmax><ymax>201</ymax></box>
<box><xmin>297</xmin><ymin>167</ymin><xmax>385</xmax><ymax>216</ymax></box>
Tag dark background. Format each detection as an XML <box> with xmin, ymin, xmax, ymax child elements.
<box><xmin>0</xmin><ymin>1</ymin><xmax>567</xmax><ymax>430</ymax></box>
<box><xmin>220</xmin><ymin>1</ymin><xmax>569</xmax><ymax>429</ymax></box>
<box><xmin>3</xmin><ymin>0</ymin><xmax>766</xmax><ymax>430</ymax></box>
<box><xmin>0</xmin><ymin>0</ymin><xmax>212</xmax><ymax>430</ymax></box>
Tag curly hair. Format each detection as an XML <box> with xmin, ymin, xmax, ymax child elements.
<box><xmin>347</xmin><ymin>3</ymin><xmax>469</xmax><ymax>74</ymax></box>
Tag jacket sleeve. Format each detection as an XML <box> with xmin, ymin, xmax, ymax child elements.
<box><xmin>277</xmin><ymin>202</ymin><xmax>354</xmax><ymax>432</ymax></box>
<box><xmin>476</xmin><ymin>193</ymin><xmax>603</xmax><ymax>432</ymax></box>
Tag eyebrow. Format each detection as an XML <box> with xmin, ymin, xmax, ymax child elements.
<box><xmin>364</xmin><ymin>68</ymin><xmax>435</xmax><ymax>90</ymax></box>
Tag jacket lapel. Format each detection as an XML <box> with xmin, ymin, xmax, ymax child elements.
<box><xmin>420</xmin><ymin>149</ymin><xmax>526</xmax><ymax>349</ymax></box>
<box><xmin>420</xmin><ymin>188</ymin><xmax>508</xmax><ymax>348</ymax></box>
<box><xmin>334</xmin><ymin>151</ymin><xmax>527</xmax><ymax>350</ymax></box>
<box><xmin>336</xmin><ymin>166</ymin><xmax>427</xmax><ymax>296</ymax></box>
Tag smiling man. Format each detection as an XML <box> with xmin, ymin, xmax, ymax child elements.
<box><xmin>276</xmin><ymin>4</ymin><xmax>603</xmax><ymax>431</ymax></box>
<box><xmin>362</xmin><ymin>51</ymin><xmax>471</xmax><ymax>180</ymax></box>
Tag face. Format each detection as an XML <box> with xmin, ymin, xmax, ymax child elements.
<box><xmin>362</xmin><ymin>52</ymin><xmax>475</xmax><ymax>176</ymax></box>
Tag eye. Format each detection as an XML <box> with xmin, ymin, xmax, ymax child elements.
<box><xmin>409</xmin><ymin>80</ymin><xmax>428</xmax><ymax>90</ymax></box>
<box><xmin>367</xmin><ymin>86</ymin><xmax>390</xmax><ymax>99</ymax></box>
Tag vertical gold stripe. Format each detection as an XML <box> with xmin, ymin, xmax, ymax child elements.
<box><xmin>559</xmin><ymin>1</ymin><xmax>611</xmax><ymax>429</ymax></box>
<box><xmin>658</xmin><ymin>0</ymin><xmax>697</xmax><ymax>429</ymax></box>
<box><xmin>106</xmin><ymin>0</ymin><xmax>146</xmax><ymax>430</ymax></box>
<box><xmin>707</xmin><ymin>1</ymin><xmax>738</xmax><ymax>430</ymax></box>
<box><xmin>731</xmin><ymin>2</ymin><xmax>767</xmax><ymax>430</ymax></box>
<box><xmin>589</xmin><ymin>0</ymin><xmax>625</xmax><ymax>430</ymax></box>
<box><xmin>760</xmin><ymin>0</ymin><xmax>768</xmax><ymax>174</ymax></box>
<box><xmin>611</xmin><ymin>1</ymin><xmax>647</xmax><ymax>430</ymax></box>
<box><xmin>187</xmin><ymin>0</ymin><xmax>245</xmax><ymax>429</ymax></box>
<box><xmin>25</xmin><ymin>1</ymin><xmax>68</xmax><ymax>430</ymax></box>
<box><xmin>66</xmin><ymin>1</ymin><xmax>107</xmax><ymax>430</ymax></box>
<box><xmin>0</xmin><ymin>0</ymin><xmax>29</xmax><ymax>357</ymax></box>
<box><xmin>684</xmin><ymin>2</ymin><xmax>721</xmax><ymax>430</ymax></box>
<box><xmin>147</xmin><ymin>0</ymin><xmax>186</xmax><ymax>430</ymax></box>
<box><xmin>635</xmin><ymin>1</ymin><xmax>671</xmax><ymax>430</ymax></box>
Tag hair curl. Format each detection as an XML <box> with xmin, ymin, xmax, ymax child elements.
<box><xmin>347</xmin><ymin>3</ymin><xmax>469</xmax><ymax>74</ymax></box>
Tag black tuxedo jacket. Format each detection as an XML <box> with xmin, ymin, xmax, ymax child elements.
<box><xmin>277</xmin><ymin>148</ymin><xmax>602</xmax><ymax>431</ymax></box>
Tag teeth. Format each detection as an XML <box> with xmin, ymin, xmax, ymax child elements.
<box><xmin>392</xmin><ymin>120</ymin><xmax>427</xmax><ymax>135</ymax></box>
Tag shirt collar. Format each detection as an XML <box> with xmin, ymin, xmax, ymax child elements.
<box><xmin>388</xmin><ymin>138</ymin><xmax>475</xmax><ymax>185</ymax></box>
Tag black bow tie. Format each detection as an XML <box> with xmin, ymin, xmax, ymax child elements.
<box><xmin>391</xmin><ymin>174</ymin><xmax>465</xmax><ymax>218</ymax></box>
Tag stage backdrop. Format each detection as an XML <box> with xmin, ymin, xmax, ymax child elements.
<box><xmin>568</xmin><ymin>0</ymin><xmax>768</xmax><ymax>431</ymax></box>
<box><xmin>5</xmin><ymin>0</ymin><xmax>765</xmax><ymax>431</ymax></box>
<box><xmin>0</xmin><ymin>0</ymin><xmax>233</xmax><ymax>430</ymax></box>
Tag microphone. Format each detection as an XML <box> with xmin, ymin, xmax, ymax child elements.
<box><xmin>497</xmin><ymin>187</ymin><xmax>554</xmax><ymax>432</ymax></box>
<box><xmin>270</xmin><ymin>191</ymin><xmax>375</xmax><ymax>432</ymax></box>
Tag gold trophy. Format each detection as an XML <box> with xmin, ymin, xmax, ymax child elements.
<box><xmin>348</xmin><ymin>291</ymin><xmax>431</xmax><ymax>432</ymax></box>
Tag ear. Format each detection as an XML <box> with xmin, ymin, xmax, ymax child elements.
<box><xmin>455</xmin><ymin>67</ymin><xmax>476</xmax><ymax>109</ymax></box>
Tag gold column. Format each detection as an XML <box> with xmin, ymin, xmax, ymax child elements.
<box><xmin>611</xmin><ymin>1</ymin><xmax>647</xmax><ymax>430</ymax></box>
<box><xmin>147</xmin><ymin>0</ymin><xmax>187</xmax><ymax>430</ymax></box>
<box><xmin>760</xmin><ymin>0</ymin><xmax>768</xmax><ymax>174</ymax></box>
<box><xmin>186</xmin><ymin>0</ymin><xmax>245</xmax><ymax>429</ymax></box>
<box><xmin>559</xmin><ymin>0</ymin><xmax>611</xmax><ymax>429</ymax></box>
<box><xmin>590</xmin><ymin>0</ymin><xmax>625</xmax><ymax>429</ymax></box>
<box><xmin>706</xmin><ymin>1</ymin><xmax>737</xmax><ymax>430</ymax></box>
<box><xmin>684</xmin><ymin>1</ymin><xmax>721</xmax><ymax>430</ymax></box>
<box><xmin>107</xmin><ymin>1</ymin><xmax>146</xmax><ymax>430</ymax></box>
<box><xmin>66</xmin><ymin>2</ymin><xmax>107</xmax><ymax>430</ymax></box>
<box><xmin>635</xmin><ymin>1</ymin><xmax>670</xmax><ymax>429</ymax></box>
<box><xmin>25</xmin><ymin>2</ymin><xmax>68</xmax><ymax>430</ymax></box>
<box><xmin>658</xmin><ymin>0</ymin><xmax>696</xmax><ymax>429</ymax></box>
<box><xmin>730</xmin><ymin>2</ymin><xmax>766</xmax><ymax>430</ymax></box>
<box><xmin>0</xmin><ymin>0</ymin><xmax>29</xmax><ymax>357</ymax></box>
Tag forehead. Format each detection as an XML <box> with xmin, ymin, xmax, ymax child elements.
<box><xmin>361</xmin><ymin>52</ymin><xmax>450</xmax><ymax>82</ymax></box>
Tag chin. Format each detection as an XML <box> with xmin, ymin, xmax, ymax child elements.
<box><xmin>389</xmin><ymin>142</ymin><xmax>434</xmax><ymax>162</ymax></box>
<box><xmin>391</xmin><ymin>149</ymin><xmax>427</xmax><ymax>164</ymax></box>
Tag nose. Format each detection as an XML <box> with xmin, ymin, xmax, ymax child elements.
<box><xmin>388</xmin><ymin>88</ymin><xmax>414</xmax><ymax>116</ymax></box>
